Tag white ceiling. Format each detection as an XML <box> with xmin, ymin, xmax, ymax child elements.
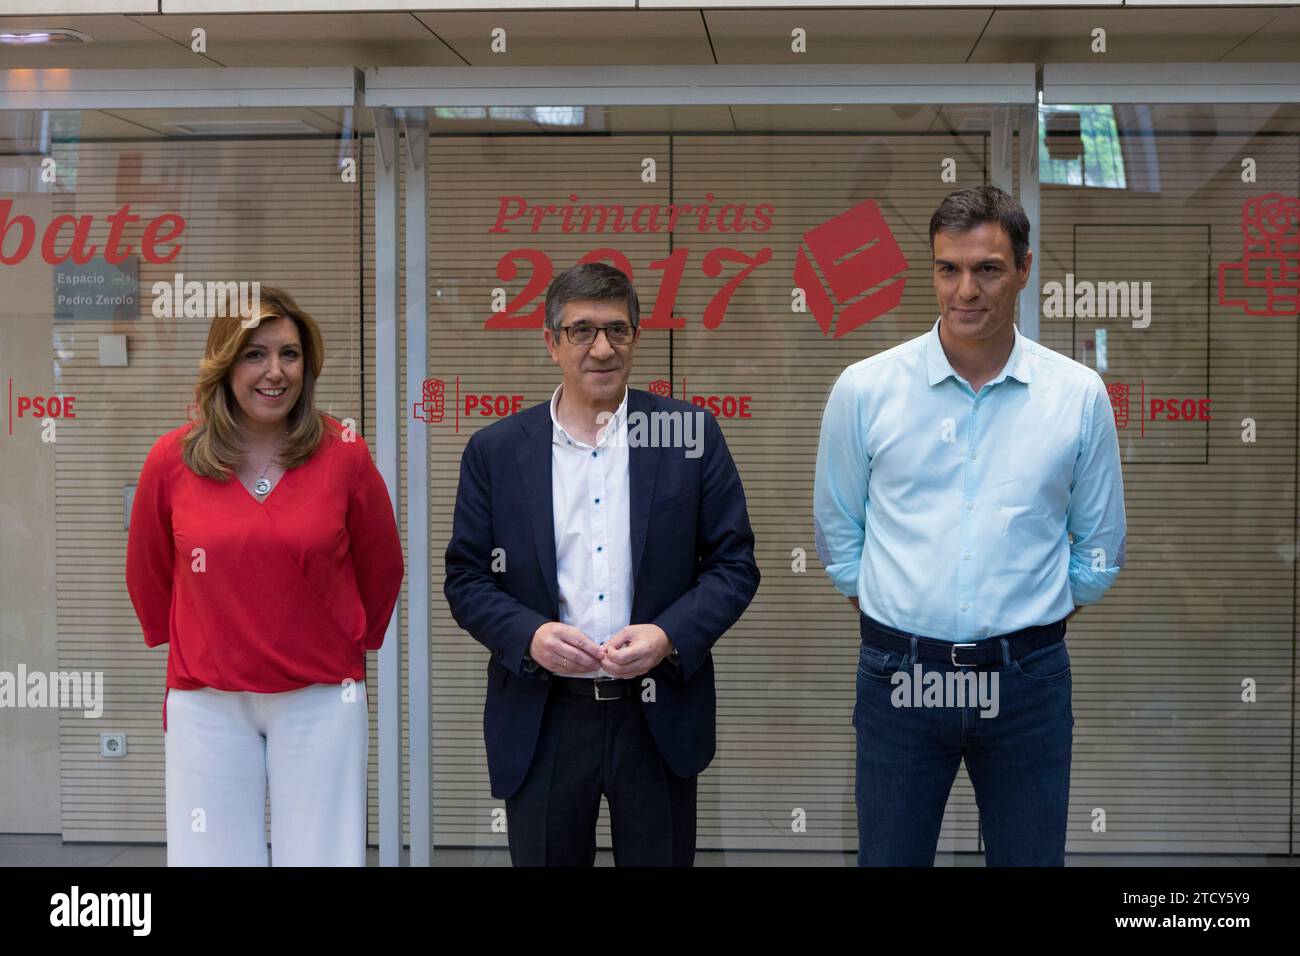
<box><xmin>972</xmin><ymin>7</ymin><xmax>1291</xmax><ymax>61</ymax></box>
<box><xmin>0</xmin><ymin>8</ymin><xmax>1297</xmax><ymax>141</ymax></box>
<box><xmin>0</xmin><ymin>7</ymin><xmax>1296</xmax><ymax>69</ymax></box>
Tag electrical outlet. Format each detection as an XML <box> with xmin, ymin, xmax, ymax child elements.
<box><xmin>100</xmin><ymin>733</ymin><xmax>127</xmax><ymax>758</ymax></box>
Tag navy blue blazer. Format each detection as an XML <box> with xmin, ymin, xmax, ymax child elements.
<box><xmin>444</xmin><ymin>388</ymin><xmax>760</xmax><ymax>799</ymax></box>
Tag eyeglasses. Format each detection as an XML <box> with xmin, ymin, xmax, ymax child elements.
<box><xmin>558</xmin><ymin>322</ymin><xmax>636</xmax><ymax>346</ymax></box>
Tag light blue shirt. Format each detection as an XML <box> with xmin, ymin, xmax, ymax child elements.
<box><xmin>814</xmin><ymin>316</ymin><xmax>1126</xmax><ymax>642</ymax></box>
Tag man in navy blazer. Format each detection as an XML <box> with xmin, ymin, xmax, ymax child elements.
<box><xmin>444</xmin><ymin>263</ymin><xmax>759</xmax><ymax>866</ymax></box>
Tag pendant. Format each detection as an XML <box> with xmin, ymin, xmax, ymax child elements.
<box><xmin>254</xmin><ymin>477</ymin><xmax>271</xmax><ymax>495</ymax></box>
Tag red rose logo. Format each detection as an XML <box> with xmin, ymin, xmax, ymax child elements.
<box><xmin>1218</xmin><ymin>192</ymin><xmax>1300</xmax><ymax>317</ymax></box>
<box><xmin>1242</xmin><ymin>192</ymin><xmax>1300</xmax><ymax>242</ymax></box>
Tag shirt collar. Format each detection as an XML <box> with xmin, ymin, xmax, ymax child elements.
<box><xmin>550</xmin><ymin>384</ymin><xmax>628</xmax><ymax>449</ymax></box>
<box><xmin>925</xmin><ymin>315</ymin><xmax>1033</xmax><ymax>389</ymax></box>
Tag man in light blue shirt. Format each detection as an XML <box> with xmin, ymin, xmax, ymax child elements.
<box><xmin>814</xmin><ymin>185</ymin><xmax>1126</xmax><ymax>866</ymax></box>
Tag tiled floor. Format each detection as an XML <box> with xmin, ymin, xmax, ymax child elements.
<box><xmin>2</xmin><ymin>834</ymin><xmax>1296</xmax><ymax>867</ymax></box>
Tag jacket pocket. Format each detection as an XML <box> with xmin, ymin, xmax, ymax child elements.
<box><xmin>650</xmin><ymin>488</ymin><xmax>693</xmax><ymax>514</ymax></box>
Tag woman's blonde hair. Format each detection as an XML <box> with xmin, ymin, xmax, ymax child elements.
<box><xmin>180</xmin><ymin>286</ymin><xmax>333</xmax><ymax>480</ymax></box>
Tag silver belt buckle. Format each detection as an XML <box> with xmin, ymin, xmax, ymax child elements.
<box><xmin>951</xmin><ymin>643</ymin><xmax>979</xmax><ymax>668</ymax></box>
<box><xmin>593</xmin><ymin>678</ymin><xmax>621</xmax><ymax>701</ymax></box>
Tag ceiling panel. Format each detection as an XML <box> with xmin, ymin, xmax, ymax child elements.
<box><xmin>0</xmin><ymin>1</ymin><xmax>152</xmax><ymax>12</ymax></box>
<box><xmin>2</xmin><ymin>7</ymin><xmax>1298</xmax><ymax>77</ymax></box>
<box><xmin>647</xmin><ymin>0</ymin><xmax>1101</xmax><ymax>7</ymax></box>
<box><xmin>0</xmin><ymin>14</ymin><xmax>198</xmax><ymax>68</ymax></box>
<box><xmin>90</xmin><ymin>103</ymin><xmax>349</xmax><ymax>134</ymax></box>
<box><xmin>135</xmin><ymin>12</ymin><xmax>463</xmax><ymax>67</ymax></box>
<box><xmin>0</xmin><ymin>104</ymin><xmax>368</xmax><ymax>146</ymax></box>
<box><xmin>412</xmin><ymin>10</ymin><xmax>714</xmax><ymax>66</ymax></box>
<box><xmin>1137</xmin><ymin>102</ymin><xmax>1300</xmax><ymax>137</ymax></box>
<box><xmin>1124</xmin><ymin>0</ymin><xmax>1295</xmax><ymax>6</ymax></box>
<box><xmin>424</xmin><ymin>104</ymin><xmax>741</xmax><ymax>135</ymax></box>
<box><xmin>600</xmin><ymin>105</ymin><xmax>737</xmax><ymax>132</ymax></box>
<box><xmin>971</xmin><ymin>8</ymin><xmax>1283</xmax><ymax>63</ymax></box>
<box><xmin>427</xmin><ymin>105</ymin><xmax>561</xmax><ymax>133</ymax></box>
<box><xmin>1219</xmin><ymin>5</ymin><xmax>1300</xmax><ymax>62</ymax></box>
<box><xmin>0</xmin><ymin>106</ymin><xmax>147</xmax><ymax>145</ymax></box>
<box><xmin>704</xmin><ymin>9</ymin><xmax>994</xmax><ymax>64</ymax></box>
<box><xmin>163</xmin><ymin>1</ymin><xmax>633</xmax><ymax>10</ymax></box>
<box><xmin>730</xmin><ymin>102</ymin><xmax>986</xmax><ymax>134</ymax></box>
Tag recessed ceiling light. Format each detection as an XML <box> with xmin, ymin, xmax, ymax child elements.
<box><xmin>0</xmin><ymin>28</ymin><xmax>93</xmax><ymax>45</ymax></box>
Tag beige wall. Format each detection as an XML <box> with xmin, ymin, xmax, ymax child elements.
<box><xmin>0</xmin><ymin>193</ymin><xmax>61</xmax><ymax>833</ymax></box>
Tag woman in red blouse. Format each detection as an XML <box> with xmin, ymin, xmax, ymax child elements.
<box><xmin>126</xmin><ymin>287</ymin><xmax>403</xmax><ymax>866</ymax></box>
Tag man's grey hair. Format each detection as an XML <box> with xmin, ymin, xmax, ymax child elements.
<box><xmin>543</xmin><ymin>262</ymin><xmax>641</xmax><ymax>332</ymax></box>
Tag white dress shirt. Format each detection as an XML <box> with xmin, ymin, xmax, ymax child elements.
<box><xmin>550</xmin><ymin>385</ymin><xmax>634</xmax><ymax>678</ymax></box>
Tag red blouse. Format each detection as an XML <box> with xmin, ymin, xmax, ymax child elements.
<box><xmin>126</xmin><ymin>416</ymin><xmax>404</xmax><ymax>726</ymax></box>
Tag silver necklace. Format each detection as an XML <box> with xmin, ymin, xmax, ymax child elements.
<box><xmin>253</xmin><ymin>460</ymin><xmax>276</xmax><ymax>496</ymax></box>
<box><xmin>249</xmin><ymin>432</ymin><xmax>287</xmax><ymax>496</ymax></box>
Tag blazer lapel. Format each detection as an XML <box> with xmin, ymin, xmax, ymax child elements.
<box><xmin>628</xmin><ymin>389</ymin><xmax>663</xmax><ymax>583</ymax></box>
<box><xmin>516</xmin><ymin>412</ymin><xmax>560</xmax><ymax>612</ymax></box>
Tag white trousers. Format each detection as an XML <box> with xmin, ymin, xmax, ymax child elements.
<box><xmin>164</xmin><ymin>681</ymin><xmax>368</xmax><ymax>867</ymax></box>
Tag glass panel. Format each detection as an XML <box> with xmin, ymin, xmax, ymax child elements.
<box><xmin>427</xmin><ymin>97</ymin><xmax>1300</xmax><ymax>863</ymax></box>
<box><xmin>7</xmin><ymin>90</ymin><xmax>1297</xmax><ymax>865</ymax></box>
<box><xmin>426</xmin><ymin>103</ymin><xmax>1019</xmax><ymax>861</ymax></box>
<box><xmin>1040</xmin><ymin>101</ymin><xmax>1300</xmax><ymax>855</ymax></box>
<box><xmin>0</xmin><ymin>106</ymin><xmax>363</xmax><ymax>844</ymax></box>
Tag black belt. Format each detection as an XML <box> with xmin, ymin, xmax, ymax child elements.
<box><xmin>554</xmin><ymin>676</ymin><xmax>639</xmax><ymax>701</ymax></box>
<box><xmin>859</xmin><ymin>611</ymin><xmax>1066</xmax><ymax>668</ymax></box>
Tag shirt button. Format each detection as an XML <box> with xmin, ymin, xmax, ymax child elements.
<box><xmin>591</xmin><ymin>451</ymin><xmax>597</xmax><ymax>458</ymax></box>
<box><xmin>970</xmin><ymin>453</ymin><xmax>977</xmax><ymax>460</ymax></box>
<box><xmin>594</xmin><ymin>497</ymin><xmax>601</xmax><ymax>504</ymax></box>
<box><xmin>598</xmin><ymin>594</ymin><xmax>605</xmax><ymax>601</ymax></box>
<box><xmin>964</xmin><ymin>501</ymin><xmax>973</xmax><ymax>511</ymax></box>
<box><xmin>596</xmin><ymin>546</ymin><xmax>603</xmax><ymax>553</ymax></box>
<box><xmin>961</xmin><ymin>602</ymin><xmax>970</xmax><ymax>611</ymax></box>
<box><xmin>963</xmin><ymin>552</ymin><xmax>971</xmax><ymax>560</ymax></box>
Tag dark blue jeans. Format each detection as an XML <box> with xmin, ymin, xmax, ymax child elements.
<box><xmin>854</xmin><ymin>617</ymin><xmax>1074</xmax><ymax>866</ymax></box>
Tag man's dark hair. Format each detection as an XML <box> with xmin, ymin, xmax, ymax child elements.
<box><xmin>544</xmin><ymin>262</ymin><xmax>641</xmax><ymax>332</ymax></box>
<box><xmin>928</xmin><ymin>185</ymin><xmax>1031</xmax><ymax>272</ymax></box>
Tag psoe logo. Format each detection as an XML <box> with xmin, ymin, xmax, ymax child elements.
<box><xmin>691</xmin><ymin>393</ymin><xmax>752</xmax><ymax>419</ymax></box>
<box><xmin>49</xmin><ymin>886</ymin><xmax>151</xmax><ymax>936</ymax></box>
<box><xmin>412</xmin><ymin>376</ymin><xmax>524</xmax><ymax>432</ymax></box>
<box><xmin>413</xmin><ymin>378</ymin><xmax>446</xmax><ymax>423</ymax></box>
<box><xmin>9</xmin><ymin>389</ymin><xmax>77</xmax><ymax>436</ymax></box>
<box><xmin>1219</xmin><ymin>192</ymin><xmax>1300</xmax><ymax>317</ymax></box>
